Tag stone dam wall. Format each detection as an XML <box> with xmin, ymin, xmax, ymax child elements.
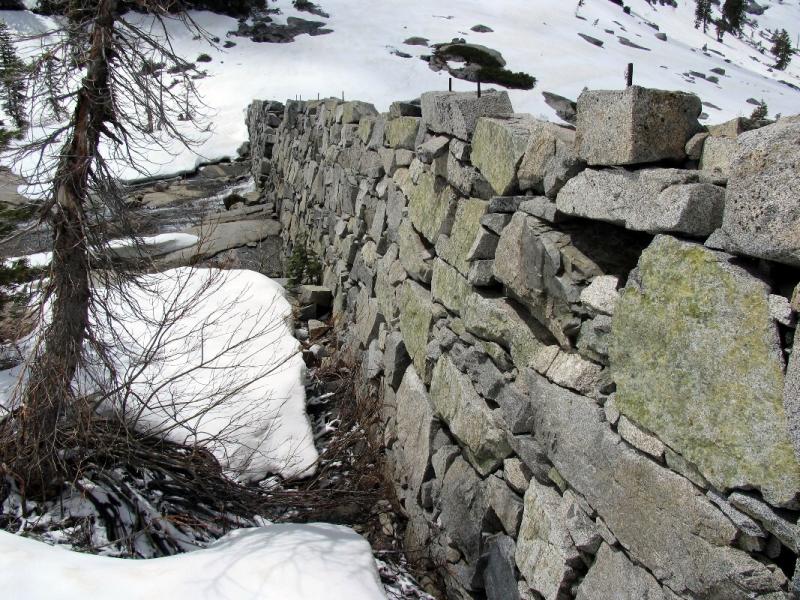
<box><xmin>246</xmin><ymin>87</ymin><xmax>800</xmax><ymax>600</ymax></box>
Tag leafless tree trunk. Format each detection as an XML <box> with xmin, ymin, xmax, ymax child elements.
<box><xmin>18</xmin><ymin>0</ymin><xmax>117</xmax><ymax>492</ymax></box>
<box><xmin>2</xmin><ymin>0</ymin><xmax>212</xmax><ymax>495</ymax></box>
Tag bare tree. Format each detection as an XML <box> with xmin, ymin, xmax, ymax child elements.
<box><xmin>0</xmin><ymin>0</ymin><xmax>216</xmax><ymax>494</ymax></box>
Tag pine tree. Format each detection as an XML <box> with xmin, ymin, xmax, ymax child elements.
<box><xmin>0</xmin><ymin>21</ymin><xmax>27</xmax><ymax>129</ymax></box>
<box><xmin>694</xmin><ymin>0</ymin><xmax>712</xmax><ymax>34</ymax></box>
<box><xmin>771</xmin><ymin>29</ymin><xmax>794</xmax><ymax>70</ymax></box>
<box><xmin>722</xmin><ymin>0</ymin><xmax>745</xmax><ymax>35</ymax></box>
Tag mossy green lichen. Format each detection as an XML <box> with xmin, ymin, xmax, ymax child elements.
<box><xmin>610</xmin><ymin>235</ymin><xmax>800</xmax><ymax>506</ymax></box>
<box><xmin>398</xmin><ymin>280</ymin><xmax>434</xmax><ymax>380</ymax></box>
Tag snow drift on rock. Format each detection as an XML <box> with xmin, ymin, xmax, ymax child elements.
<box><xmin>0</xmin><ymin>267</ymin><xmax>318</xmax><ymax>481</ymax></box>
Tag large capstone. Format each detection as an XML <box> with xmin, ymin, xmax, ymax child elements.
<box><xmin>420</xmin><ymin>90</ymin><xmax>514</xmax><ymax>140</ymax></box>
<box><xmin>556</xmin><ymin>168</ymin><xmax>725</xmax><ymax>237</ymax></box>
<box><xmin>430</xmin><ymin>355</ymin><xmax>512</xmax><ymax>475</ymax></box>
<box><xmin>472</xmin><ymin>116</ymin><xmax>539</xmax><ymax>196</ymax></box>
<box><xmin>575</xmin><ymin>86</ymin><xmax>702</xmax><ymax>166</ymax></box>
<box><xmin>610</xmin><ymin>235</ymin><xmax>800</xmax><ymax>507</ymax></box>
<box><xmin>711</xmin><ymin>119</ymin><xmax>800</xmax><ymax>266</ymax></box>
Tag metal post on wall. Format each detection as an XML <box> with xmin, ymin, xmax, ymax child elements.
<box><xmin>626</xmin><ymin>63</ymin><xmax>634</xmax><ymax>87</ymax></box>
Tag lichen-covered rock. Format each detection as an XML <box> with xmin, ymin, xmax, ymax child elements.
<box><xmin>432</xmin><ymin>258</ymin><xmax>472</xmax><ymax>315</ymax></box>
<box><xmin>517</xmin><ymin>120</ymin><xmax>584</xmax><ymax>198</ymax></box>
<box><xmin>430</xmin><ymin>355</ymin><xmax>512</xmax><ymax>475</ymax></box>
<box><xmin>385</xmin><ymin>116</ymin><xmax>421</xmax><ymax>150</ymax></box>
<box><xmin>339</xmin><ymin>100</ymin><xmax>378</xmax><ymax>124</ymax></box>
<box><xmin>408</xmin><ymin>171</ymin><xmax>459</xmax><ymax>244</ymax></box>
<box><xmin>394</xmin><ymin>366</ymin><xmax>438</xmax><ymax>504</ymax></box>
<box><xmin>398</xmin><ymin>280</ymin><xmax>436</xmax><ymax>381</ymax></box>
<box><xmin>699</xmin><ymin>135</ymin><xmax>737</xmax><ymax>176</ymax></box>
<box><xmin>556</xmin><ymin>168</ymin><xmax>725</xmax><ymax>237</ymax></box>
<box><xmin>420</xmin><ymin>90</ymin><xmax>514</xmax><ymax>140</ymax></box>
<box><xmin>462</xmin><ymin>291</ymin><xmax>559</xmax><ymax>373</ymax></box>
<box><xmin>437</xmin><ymin>198</ymin><xmax>488</xmax><ymax>276</ymax></box>
<box><xmin>712</xmin><ymin>119</ymin><xmax>800</xmax><ymax>266</ymax></box>
<box><xmin>439</xmin><ymin>455</ymin><xmax>488</xmax><ymax>570</ymax></box>
<box><xmin>575</xmin><ymin>86</ymin><xmax>702</xmax><ymax>166</ymax></box>
<box><xmin>520</xmin><ymin>368</ymin><xmax>788</xmax><ymax>598</ymax></box>
<box><xmin>515</xmin><ymin>477</ymin><xmax>580</xmax><ymax>600</ymax></box>
<box><xmin>493</xmin><ymin>212</ymin><xmax>587</xmax><ymax>346</ymax></box>
<box><xmin>575</xmin><ymin>544</ymin><xmax>668</xmax><ymax>600</ymax></box>
<box><xmin>398</xmin><ymin>219</ymin><xmax>433</xmax><ymax>284</ymax></box>
<box><xmin>786</xmin><ymin>333</ymin><xmax>800</xmax><ymax>462</ymax></box>
<box><xmin>472</xmin><ymin>116</ymin><xmax>539</xmax><ymax>195</ymax></box>
<box><xmin>610</xmin><ymin>235</ymin><xmax>800</xmax><ymax>507</ymax></box>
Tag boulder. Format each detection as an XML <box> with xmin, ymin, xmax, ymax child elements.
<box><xmin>579</xmin><ymin>275</ymin><xmax>619</xmax><ymax>316</ymax></box>
<box><xmin>542</xmin><ymin>91</ymin><xmax>577</xmax><ymax>126</ymax></box>
<box><xmin>519</xmin><ymin>368</ymin><xmax>788</xmax><ymax>598</ymax></box>
<box><xmin>408</xmin><ymin>171</ymin><xmax>459</xmax><ymax>244</ymax></box>
<box><xmin>384</xmin><ymin>331</ymin><xmax>411</xmax><ymax>390</ymax></box>
<box><xmin>517</xmin><ymin>120</ymin><xmax>584</xmax><ymax>198</ymax></box>
<box><xmin>786</xmin><ymin>333</ymin><xmax>800</xmax><ymax>462</ymax></box>
<box><xmin>711</xmin><ymin>119</ymin><xmax>800</xmax><ymax>266</ymax></box>
<box><xmin>483</xmin><ymin>536</ymin><xmax>521</xmax><ymax>600</ymax></box>
<box><xmin>339</xmin><ymin>100</ymin><xmax>378</xmax><ymax>124</ymax></box>
<box><xmin>610</xmin><ymin>235</ymin><xmax>800</xmax><ymax>507</ymax></box>
<box><xmin>699</xmin><ymin>135</ymin><xmax>737</xmax><ymax>176</ymax></box>
<box><xmin>394</xmin><ymin>366</ymin><xmax>438</xmax><ymax>504</ymax></box>
<box><xmin>417</xmin><ymin>135</ymin><xmax>450</xmax><ymax>163</ymax></box>
<box><xmin>398</xmin><ymin>219</ymin><xmax>434</xmax><ymax>284</ymax></box>
<box><xmin>385</xmin><ymin>117</ymin><xmax>421</xmax><ymax>150</ymax></box>
<box><xmin>398</xmin><ymin>280</ymin><xmax>436</xmax><ymax>381</ymax></box>
<box><xmin>575</xmin><ymin>544</ymin><xmax>668</xmax><ymax>600</ymax></box>
<box><xmin>462</xmin><ymin>290</ymin><xmax>559</xmax><ymax>373</ymax></box>
<box><xmin>493</xmin><ymin>212</ymin><xmax>588</xmax><ymax>346</ymax></box>
<box><xmin>420</xmin><ymin>90</ymin><xmax>514</xmax><ymax>140</ymax></box>
<box><xmin>431</xmin><ymin>258</ymin><xmax>472</xmax><ymax>315</ymax></box>
<box><xmin>436</xmin><ymin>198</ymin><xmax>488</xmax><ymax>276</ymax></box>
<box><xmin>515</xmin><ymin>477</ymin><xmax>580</xmax><ymax>600</ymax></box>
<box><xmin>556</xmin><ymin>168</ymin><xmax>725</xmax><ymax>237</ymax></box>
<box><xmin>439</xmin><ymin>456</ymin><xmax>488</xmax><ymax>565</ymax></box>
<box><xmin>430</xmin><ymin>355</ymin><xmax>512</xmax><ymax>475</ymax></box>
<box><xmin>575</xmin><ymin>86</ymin><xmax>702</xmax><ymax>166</ymax></box>
<box><xmin>472</xmin><ymin>116</ymin><xmax>539</xmax><ymax>195</ymax></box>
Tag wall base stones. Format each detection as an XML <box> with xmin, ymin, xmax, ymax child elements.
<box><xmin>249</xmin><ymin>87</ymin><xmax>799</xmax><ymax>599</ymax></box>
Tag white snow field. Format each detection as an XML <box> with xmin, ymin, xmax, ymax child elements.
<box><xmin>0</xmin><ymin>267</ymin><xmax>319</xmax><ymax>482</ymax></box>
<box><xmin>2</xmin><ymin>0</ymin><xmax>799</xmax><ymax>182</ymax></box>
<box><xmin>0</xmin><ymin>523</ymin><xmax>387</xmax><ymax>600</ymax></box>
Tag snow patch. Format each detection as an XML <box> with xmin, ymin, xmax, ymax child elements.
<box><xmin>0</xmin><ymin>523</ymin><xmax>387</xmax><ymax>600</ymax></box>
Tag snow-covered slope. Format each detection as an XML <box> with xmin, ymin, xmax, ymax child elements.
<box><xmin>1</xmin><ymin>0</ymin><xmax>799</xmax><ymax>180</ymax></box>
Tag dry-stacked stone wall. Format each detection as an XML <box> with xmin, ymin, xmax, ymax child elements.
<box><xmin>247</xmin><ymin>87</ymin><xmax>800</xmax><ymax>600</ymax></box>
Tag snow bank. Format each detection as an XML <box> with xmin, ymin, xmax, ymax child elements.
<box><xmin>0</xmin><ymin>267</ymin><xmax>318</xmax><ymax>481</ymax></box>
<box><xmin>0</xmin><ymin>523</ymin><xmax>387</xmax><ymax>600</ymax></box>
